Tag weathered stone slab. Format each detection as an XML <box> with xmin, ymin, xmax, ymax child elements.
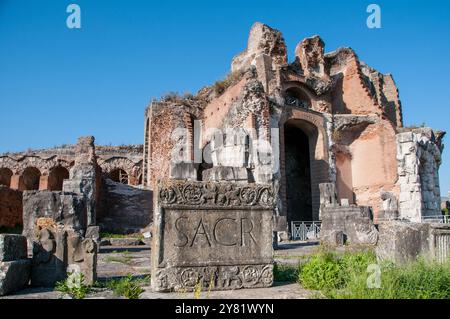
<box><xmin>0</xmin><ymin>259</ymin><xmax>31</xmax><ymax>296</ymax></box>
<box><xmin>151</xmin><ymin>181</ymin><xmax>275</xmax><ymax>292</ymax></box>
<box><xmin>376</xmin><ymin>221</ymin><xmax>450</xmax><ymax>264</ymax></box>
<box><xmin>376</xmin><ymin>221</ymin><xmax>431</xmax><ymax>265</ymax></box>
<box><xmin>22</xmin><ymin>191</ymin><xmax>86</xmax><ymax>240</ymax></box>
<box><xmin>97</xmin><ymin>179</ymin><xmax>153</xmax><ymax>234</ymax></box>
<box><xmin>320</xmin><ymin>206</ymin><xmax>378</xmax><ymax>246</ymax></box>
<box><xmin>0</xmin><ymin>234</ymin><xmax>27</xmax><ymax>262</ymax></box>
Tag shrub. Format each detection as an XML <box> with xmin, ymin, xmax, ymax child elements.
<box><xmin>55</xmin><ymin>272</ymin><xmax>92</xmax><ymax>299</ymax></box>
<box><xmin>105</xmin><ymin>275</ymin><xmax>148</xmax><ymax>299</ymax></box>
<box><xmin>299</xmin><ymin>251</ymin><xmax>347</xmax><ymax>291</ymax></box>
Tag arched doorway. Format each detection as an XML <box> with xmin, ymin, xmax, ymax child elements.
<box><xmin>109</xmin><ymin>169</ymin><xmax>129</xmax><ymax>185</ymax></box>
<box><xmin>284</xmin><ymin>121</ymin><xmax>313</xmax><ymax>223</ymax></box>
<box><xmin>0</xmin><ymin>168</ymin><xmax>13</xmax><ymax>187</ymax></box>
<box><xmin>21</xmin><ymin>167</ymin><xmax>41</xmax><ymax>190</ymax></box>
<box><xmin>48</xmin><ymin>166</ymin><xmax>70</xmax><ymax>191</ymax></box>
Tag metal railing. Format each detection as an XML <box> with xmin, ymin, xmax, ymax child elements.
<box><xmin>291</xmin><ymin>221</ymin><xmax>322</xmax><ymax>241</ymax></box>
<box><xmin>422</xmin><ymin>215</ymin><xmax>450</xmax><ymax>224</ymax></box>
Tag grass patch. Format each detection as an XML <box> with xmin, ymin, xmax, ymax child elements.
<box><xmin>98</xmin><ymin>275</ymin><xmax>149</xmax><ymax>299</ymax></box>
<box><xmin>100</xmin><ymin>233</ymin><xmax>144</xmax><ymax>240</ymax></box>
<box><xmin>0</xmin><ymin>225</ymin><xmax>23</xmax><ymax>234</ymax></box>
<box><xmin>298</xmin><ymin>249</ymin><xmax>450</xmax><ymax>299</ymax></box>
<box><xmin>104</xmin><ymin>251</ymin><xmax>133</xmax><ymax>264</ymax></box>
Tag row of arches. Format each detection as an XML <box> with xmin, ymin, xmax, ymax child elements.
<box><xmin>0</xmin><ymin>166</ymin><xmax>70</xmax><ymax>191</ymax></box>
<box><xmin>0</xmin><ymin>166</ymin><xmax>143</xmax><ymax>191</ymax></box>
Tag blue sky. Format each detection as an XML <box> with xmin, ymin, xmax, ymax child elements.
<box><xmin>0</xmin><ymin>0</ymin><xmax>449</xmax><ymax>195</ymax></box>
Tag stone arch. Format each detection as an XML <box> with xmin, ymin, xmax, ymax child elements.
<box><xmin>279</xmin><ymin>108</ymin><xmax>330</xmax><ymax>222</ymax></box>
<box><xmin>48</xmin><ymin>166</ymin><xmax>70</xmax><ymax>191</ymax></box>
<box><xmin>21</xmin><ymin>167</ymin><xmax>41</xmax><ymax>191</ymax></box>
<box><xmin>0</xmin><ymin>157</ymin><xmax>20</xmax><ymax>175</ymax></box>
<box><xmin>98</xmin><ymin>157</ymin><xmax>142</xmax><ymax>186</ymax></box>
<box><xmin>0</xmin><ymin>168</ymin><xmax>13</xmax><ymax>187</ymax></box>
<box><xmin>109</xmin><ymin>168</ymin><xmax>129</xmax><ymax>185</ymax></box>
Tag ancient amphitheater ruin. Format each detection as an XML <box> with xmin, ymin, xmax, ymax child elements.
<box><xmin>0</xmin><ymin>22</ymin><xmax>448</xmax><ymax>297</ymax></box>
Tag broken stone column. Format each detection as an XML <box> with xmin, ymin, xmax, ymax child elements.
<box><xmin>319</xmin><ymin>183</ymin><xmax>338</xmax><ymax>219</ymax></box>
<box><xmin>378</xmin><ymin>191</ymin><xmax>399</xmax><ymax>221</ymax></box>
<box><xmin>1</xmin><ymin>234</ymin><xmax>31</xmax><ymax>296</ymax></box>
<box><xmin>67</xmin><ymin>232</ymin><xmax>97</xmax><ymax>284</ymax></box>
<box><xmin>63</xmin><ymin>136</ymin><xmax>98</xmax><ymax>226</ymax></box>
<box><xmin>396</xmin><ymin>129</ymin><xmax>444</xmax><ymax>222</ymax></box>
<box><xmin>31</xmin><ymin>227</ymin><xmax>67</xmax><ymax>287</ymax></box>
<box><xmin>30</xmin><ymin>223</ymin><xmax>97</xmax><ymax>287</ymax></box>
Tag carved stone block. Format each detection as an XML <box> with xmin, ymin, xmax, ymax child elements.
<box><xmin>152</xmin><ymin>180</ymin><xmax>275</xmax><ymax>292</ymax></box>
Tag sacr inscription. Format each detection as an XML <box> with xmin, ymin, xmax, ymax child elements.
<box><xmin>174</xmin><ymin>216</ymin><xmax>257</xmax><ymax>248</ymax></box>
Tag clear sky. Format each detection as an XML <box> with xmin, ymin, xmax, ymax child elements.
<box><xmin>0</xmin><ymin>0</ymin><xmax>449</xmax><ymax>196</ymax></box>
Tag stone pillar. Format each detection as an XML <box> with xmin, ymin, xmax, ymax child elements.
<box><xmin>319</xmin><ymin>183</ymin><xmax>338</xmax><ymax>219</ymax></box>
<box><xmin>396</xmin><ymin>129</ymin><xmax>443</xmax><ymax>222</ymax></box>
<box><xmin>63</xmin><ymin>136</ymin><xmax>98</xmax><ymax>227</ymax></box>
<box><xmin>39</xmin><ymin>175</ymin><xmax>49</xmax><ymax>191</ymax></box>
<box><xmin>10</xmin><ymin>175</ymin><xmax>23</xmax><ymax>191</ymax></box>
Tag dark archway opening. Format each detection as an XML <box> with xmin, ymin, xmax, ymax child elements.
<box><xmin>285</xmin><ymin>123</ymin><xmax>313</xmax><ymax>224</ymax></box>
<box><xmin>0</xmin><ymin>168</ymin><xmax>13</xmax><ymax>187</ymax></box>
<box><xmin>22</xmin><ymin>167</ymin><xmax>41</xmax><ymax>190</ymax></box>
<box><xmin>109</xmin><ymin>169</ymin><xmax>129</xmax><ymax>185</ymax></box>
<box><xmin>48</xmin><ymin>166</ymin><xmax>70</xmax><ymax>191</ymax></box>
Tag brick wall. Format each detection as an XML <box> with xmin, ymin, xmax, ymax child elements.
<box><xmin>0</xmin><ymin>186</ymin><xmax>23</xmax><ymax>228</ymax></box>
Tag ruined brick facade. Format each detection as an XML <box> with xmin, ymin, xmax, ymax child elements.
<box><xmin>0</xmin><ymin>22</ymin><xmax>445</xmax><ymax>235</ymax></box>
<box><xmin>142</xmin><ymin>22</ymin><xmax>445</xmax><ymax>228</ymax></box>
